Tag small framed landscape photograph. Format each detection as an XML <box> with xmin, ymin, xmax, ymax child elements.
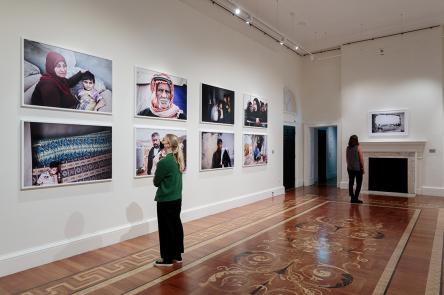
<box><xmin>368</xmin><ymin>110</ymin><xmax>408</xmax><ymax>136</ymax></box>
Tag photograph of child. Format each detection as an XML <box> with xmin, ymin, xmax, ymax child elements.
<box><xmin>22</xmin><ymin>121</ymin><xmax>112</xmax><ymax>189</ymax></box>
<box><xmin>201</xmin><ymin>84</ymin><xmax>235</xmax><ymax>125</ymax></box>
<box><xmin>135</xmin><ymin>127</ymin><xmax>187</xmax><ymax>177</ymax></box>
<box><xmin>201</xmin><ymin>131</ymin><xmax>234</xmax><ymax>170</ymax></box>
<box><xmin>243</xmin><ymin>134</ymin><xmax>268</xmax><ymax>167</ymax></box>
<box><xmin>135</xmin><ymin>67</ymin><xmax>187</xmax><ymax>120</ymax></box>
<box><xmin>23</xmin><ymin>39</ymin><xmax>112</xmax><ymax>113</ymax></box>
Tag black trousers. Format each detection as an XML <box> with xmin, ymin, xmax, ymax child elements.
<box><xmin>157</xmin><ymin>199</ymin><xmax>184</xmax><ymax>260</ymax></box>
<box><xmin>348</xmin><ymin>169</ymin><xmax>363</xmax><ymax>200</ymax></box>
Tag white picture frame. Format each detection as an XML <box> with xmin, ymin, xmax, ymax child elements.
<box><xmin>242</xmin><ymin>132</ymin><xmax>268</xmax><ymax>167</ymax></box>
<box><xmin>200</xmin><ymin>130</ymin><xmax>235</xmax><ymax>171</ymax></box>
<box><xmin>134</xmin><ymin>125</ymin><xmax>187</xmax><ymax>178</ymax></box>
<box><xmin>368</xmin><ymin>109</ymin><xmax>408</xmax><ymax>136</ymax></box>
<box><xmin>134</xmin><ymin>66</ymin><xmax>187</xmax><ymax>121</ymax></box>
<box><xmin>21</xmin><ymin>118</ymin><xmax>112</xmax><ymax>190</ymax></box>
<box><xmin>243</xmin><ymin>94</ymin><xmax>268</xmax><ymax>128</ymax></box>
<box><xmin>22</xmin><ymin>38</ymin><xmax>113</xmax><ymax>115</ymax></box>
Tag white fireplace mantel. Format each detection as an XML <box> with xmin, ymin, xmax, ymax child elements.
<box><xmin>360</xmin><ymin>140</ymin><xmax>426</xmax><ymax>197</ymax></box>
<box><xmin>360</xmin><ymin>140</ymin><xmax>426</xmax><ymax>155</ymax></box>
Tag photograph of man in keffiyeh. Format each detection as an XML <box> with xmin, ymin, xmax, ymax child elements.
<box><xmin>136</xmin><ymin>69</ymin><xmax>187</xmax><ymax>120</ymax></box>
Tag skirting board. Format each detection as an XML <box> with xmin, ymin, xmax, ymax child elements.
<box><xmin>0</xmin><ymin>186</ymin><xmax>284</xmax><ymax>277</ymax></box>
<box><xmin>340</xmin><ymin>180</ymin><xmax>444</xmax><ymax>197</ymax></box>
<box><xmin>296</xmin><ymin>179</ymin><xmax>304</xmax><ymax>188</ymax></box>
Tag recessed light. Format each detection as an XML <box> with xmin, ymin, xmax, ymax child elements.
<box><xmin>235</xmin><ymin>8</ymin><xmax>241</xmax><ymax>15</ymax></box>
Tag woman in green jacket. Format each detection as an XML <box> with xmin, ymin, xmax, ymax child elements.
<box><xmin>153</xmin><ymin>134</ymin><xmax>185</xmax><ymax>267</ymax></box>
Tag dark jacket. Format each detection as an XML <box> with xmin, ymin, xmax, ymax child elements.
<box><xmin>212</xmin><ymin>149</ymin><xmax>231</xmax><ymax>168</ymax></box>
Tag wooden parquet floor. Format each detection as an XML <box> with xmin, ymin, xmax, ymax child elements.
<box><xmin>1</xmin><ymin>186</ymin><xmax>444</xmax><ymax>295</ymax></box>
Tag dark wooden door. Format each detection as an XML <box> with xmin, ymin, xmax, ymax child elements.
<box><xmin>283</xmin><ymin>125</ymin><xmax>295</xmax><ymax>190</ymax></box>
<box><xmin>317</xmin><ymin>129</ymin><xmax>327</xmax><ymax>183</ymax></box>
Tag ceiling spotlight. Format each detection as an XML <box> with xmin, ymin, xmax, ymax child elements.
<box><xmin>295</xmin><ymin>45</ymin><xmax>299</xmax><ymax>50</ymax></box>
<box><xmin>235</xmin><ymin>8</ymin><xmax>241</xmax><ymax>15</ymax></box>
<box><xmin>279</xmin><ymin>38</ymin><xmax>285</xmax><ymax>45</ymax></box>
<box><xmin>246</xmin><ymin>16</ymin><xmax>252</xmax><ymax>25</ymax></box>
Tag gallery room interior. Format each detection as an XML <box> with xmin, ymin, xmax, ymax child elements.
<box><xmin>1</xmin><ymin>0</ymin><xmax>444</xmax><ymax>293</ymax></box>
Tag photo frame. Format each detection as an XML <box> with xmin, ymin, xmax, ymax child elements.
<box><xmin>242</xmin><ymin>133</ymin><xmax>268</xmax><ymax>167</ymax></box>
<box><xmin>368</xmin><ymin>109</ymin><xmax>408</xmax><ymax>136</ymax></box>
<box><xmin>200</xmin><ymin>130</ymin><xmax>235</xmax><ymax>171</ymax></box>
<box><xmin>243</xmin><ymin>94</ymin><xmax>268</xmax><ymax>128</ymax></box>
<box><xmin>134</xmin><ymin>126</ymin><xmax>187</xmax><ymax>178</ymax></box>
<box><xmin>22</xmin><ymin>38</ymin><xmax>112</xmax><ymax>114</ymax></box>
<box><xmin>201</xmin><ymin>83</ymin><xmax>235</xmax><ymax>125</ymax></box>
<box><xmin>21</xmin><ymin>119</ymin><xmax>112</xmax><ymax>190</ymax></box>
<box><xmin>135</xmin><ymin>67</ymin><xmax>187</xmax><ymax>121</ymax></box>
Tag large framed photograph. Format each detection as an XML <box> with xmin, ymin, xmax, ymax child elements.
<box><xmin>243</xmin><ymin>133</ymin><xmax>268</xmax><ymax>167</ymax></box>
<box><xmin>200</xmin><ymin>131</ymin><xmax>235</xmax><ymax>171</ymax></box>
<box><xmin>22</xmin><ymin>39</ymin><xmax>112</xmax><ymax>114</ymax></box>
<box><xmin>243</xmin><ymin>94</ymin><xmax>268</xmax><ymax>128</ymax></box>
<box><xmin>135</xmin><ymin>126</ymin><xmax>187</xmax><ymax>177</ymax></box>
<box><xmin>22</xmin><ymin>120</ymin><xmax>112</xmax><ymax>189</ymax></box>
<box><xmin>201</xmin><ymin>83</ymin><xmax>235</xmax><ymax>125</ymax></box>
<box><xmin>368</xmin><ymin>110</ymin><xmax>408</xmax><ymax>136</ymax></box>
<box><xmin>135</xmin><ymin>67</ymin><xmax>187</xmax><ymax>120</ymax></box>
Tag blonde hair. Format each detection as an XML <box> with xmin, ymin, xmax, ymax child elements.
<box><xmin>165</xmin><ymin>134</ymin><xmax>185</xmax><ymax>172</ymax></box>
<box><xmin>244</xmin><ymin>143</ymin><xmax>250</xmax><ymax>156</ymax></box>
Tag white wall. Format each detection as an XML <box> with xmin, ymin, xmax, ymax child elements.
<box><xmin>0</xmin><ymin>0</ymin><xmax>302</xmax><ymax>275</ymax></box>
<box><xmin>340</xmin><ymin>27</ymin><xmax>443</xmax><ymax>192</ymax></box>
<box><xmin>300</xmin><ymin>26</ymin><xmax>444</xmax><ymax>195</ymax></box>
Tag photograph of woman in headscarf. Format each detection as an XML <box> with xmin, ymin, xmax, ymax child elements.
<box><xmin>23</xmin><ymin>39</ymin><xmax>112</xmax><ymax>113</ymax></box>
<box><xmin>135</xmin><ymin>68</ymin><xmax>187</xmax><ymax>120</ymax></box>
<box><xmin>244</xmin><ymin>94</ymin><xmax>268</xmax><ymax>128</ymax></box>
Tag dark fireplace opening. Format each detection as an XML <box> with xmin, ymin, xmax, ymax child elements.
<box><xmin>368</xmin><ymin>157</ymin><xmax>408</xmax><ymax>193</ymax></box>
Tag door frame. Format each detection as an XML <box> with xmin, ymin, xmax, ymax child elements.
<box><xmin>303</xmin><ymin>122</ymin><xmax>341</xmax><ymax>187</ymax></box>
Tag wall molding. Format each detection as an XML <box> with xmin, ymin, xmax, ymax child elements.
<box><xmin>0</xmin><ymin>186</ymin><xmax>284</xmax><ymax>277</ymax></box>
<box><xmin>421</xmin><ymin>186</ymin><xmax>444</xmax><ymax>197</ymax></box>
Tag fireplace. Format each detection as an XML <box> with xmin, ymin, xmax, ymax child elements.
<box><xmin>358</xmin><ymin>141</ymin><xmax>426</xmax><ymax>197</ymax></box>
<box><xmin>368</xmin><ymin>157</ymin><xmax>408</xmax><ymax>193</ymax></box>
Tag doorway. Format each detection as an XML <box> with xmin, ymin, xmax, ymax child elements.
<box><xmin>283</xmin><ymin>125</ymin><xmax>295</xmax><ymax>190</ymax></box>
<box><xmin>313</xmin><ymin>126</ymin><xmax>337</xmax><ymax>186</ymax></box>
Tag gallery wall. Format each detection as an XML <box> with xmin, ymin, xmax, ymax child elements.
<box><xmin>299</xmin><ymin>26</ymin><xmax>443</xmax><ymax>195</ymax></box>
<box><xmin>0</xmin><ymin>0</ymin><xmax>302</xmax><ymax>276</ymax></box>
<box><xmin>340</xmin><ymin>27</ymin><xmax>443</xmax><ymax>193</ymax></box>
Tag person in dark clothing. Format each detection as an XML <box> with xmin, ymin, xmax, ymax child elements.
<box><xmin>147</xmin><ymin>132</ymin><xmax>161</xmax><ymax>175</ymax></box>
<box><xmin>31</xmin><ymin>51</ymin><xmax>84</xmax><ymax>109</ymax></box>
<box><xmin>153</xmin><ymin>134</ymin><xmax>185</xmax><ymax>267</ymax></box>
<box><xmin>211</xmin><ymin>138</ymin><xmax>232</xmax><ymax>168</ymax></box>
<box><xmin>346</xmin><ymin>135</ymin><xmax>365</xmax><ymax>203</ymax></box>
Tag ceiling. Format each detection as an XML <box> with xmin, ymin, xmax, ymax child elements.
<box><xmin>233</xmin><ymin>0</ymin><xmax>444</xmax><ymax>53</ymax></box>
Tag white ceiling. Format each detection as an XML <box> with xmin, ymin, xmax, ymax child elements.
<box><xmin>234</xmin><ymin>0</ymin><xmax>444</xmax><ymax>52</ymax></box>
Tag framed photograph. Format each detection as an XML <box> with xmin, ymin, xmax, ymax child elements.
<box><xmin>134</xmin><ymin>126</ymin><xmax>187</xmax><ymax>178</ymax></box>
<box><xmin>22</xmin><ymin>38</ymin><xmax>112</xmax><ymax>114</ymax></box>
<box><xmin>200</xmin><ymin>131</ymin><xmax>235</xmax><ymax>171</ymax></box>
<box><xmin>243</xmin><ymin>94</ymin><xmax>268</xmax><ymax>128</ymax></box>
<box><xmin>201</xmin><ymin>83</ymin><xmax>235</xmax><ymax>125</ymax></box>
<box><xmin>368</xmin><ymin>110</ymin><xmax>408</xmax><ymax>136</ymax></box>
<box><xmin>243</xmin><ymin>133</ymin><xmax>268</xmax><ymax>167</ymax></box>
<box><xmin>135</xmin><ymin>67</ymin><xmax>187</xmax><ymax>120</ymax></box>
<box><xmin>22</xmin><ymin>120</ymin><xmax>112</xmax><ymax>189</ymax></box>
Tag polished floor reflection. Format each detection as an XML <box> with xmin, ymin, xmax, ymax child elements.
<box><xmin>1</xmin><ymin>187</ymin><xmax>443</xmax><ymax>295</ymax></box>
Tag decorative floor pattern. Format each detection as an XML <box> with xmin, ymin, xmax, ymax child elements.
<box><xmin>17</xmin><ymin>197</ymin><xmax>319</xmax><ymax>295</ymax></box>
<box><xmin>2</xmin><ymin>188</ymin><xmax>444</xmax><ymax>295</ymax></box>
<box><xmin>129</xmin><ymin>202</ymin><xmax>420</xmax><ymax>295</ymax></box>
